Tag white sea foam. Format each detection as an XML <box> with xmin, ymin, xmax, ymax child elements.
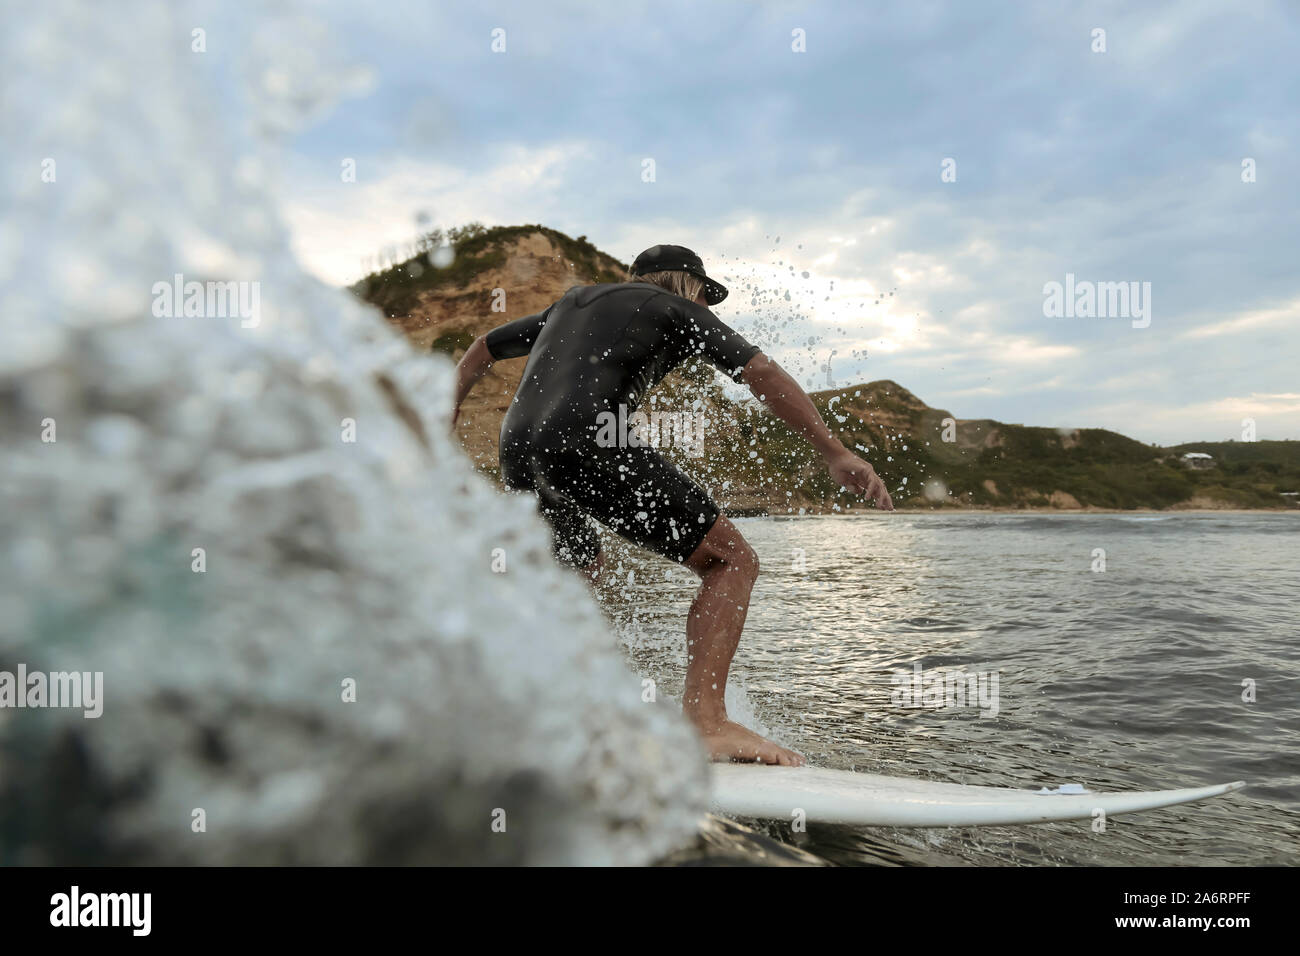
<box><xmin>0</xmin><ymin>0</ymin><xmax>706</xmax><ymax>865</ymax></box>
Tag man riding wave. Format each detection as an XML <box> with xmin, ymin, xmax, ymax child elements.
<box><xmin>454</xmin><ymin>244</ymin><xmax>893</xmax><ymax>765</ymax></box>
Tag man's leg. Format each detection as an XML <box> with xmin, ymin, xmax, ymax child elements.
<box><xmin>683</xmin><ymin>517</ymin><xmax>804</xmax><ymax>766</ymax></box>
<box><xmin>534</xmin><ymin>478</ymin><xmax>603</xmax><ymax>585</ymax></box>
<box><xmin>540</xmin><ymin>445</ymin><xmax>803</xmax><ymax>765</ymax></box>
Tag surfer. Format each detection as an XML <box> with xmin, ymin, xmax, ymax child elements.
<box><xmin>453</xmin><ymin>244</ymin><xmax>893</xmax><ymax>765</ymax></box>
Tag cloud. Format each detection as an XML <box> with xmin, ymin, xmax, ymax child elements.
<box><xmin>280</xmin><ymin>143</ymin><xmax>595</xmax><ymax>285</ymax></box>
<box><xmin>276</xmin><ymin>0</ymin><xmax>1300</xmax><ymax>441</ymax></box>
<box><xmin>1182</xmin><ymin>298</ymin><xmax>1300</xmax><ymax>340</ymax></box>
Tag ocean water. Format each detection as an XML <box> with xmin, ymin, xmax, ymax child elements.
<box><xmin>604</xmin><ymin>512</ymin><xmax>1300</xmax><ymax>866</ymax></box>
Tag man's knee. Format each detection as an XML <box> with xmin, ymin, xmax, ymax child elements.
<box><xmin>688</xmin><ymin>519</ymin><xmax>759</xmax><ymax>582</ymax></box>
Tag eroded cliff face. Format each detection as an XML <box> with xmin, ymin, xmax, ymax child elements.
<box><xmin>383</xmin><ymin>232</ymin><xmax>628</xmax><ymax>473</ymax></box>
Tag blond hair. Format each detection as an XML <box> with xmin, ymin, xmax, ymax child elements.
<box><xmin>626</xmin><ymin>269</ymin><xmax>704</xmax><ymax>303</ymax></box>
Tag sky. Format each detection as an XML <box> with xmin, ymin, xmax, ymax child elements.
<box><xmin>272</xmin><ymin>0</ymin><xmax>1300</xmax><ymax>444</ymax></box>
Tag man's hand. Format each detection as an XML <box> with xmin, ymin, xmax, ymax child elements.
<box><xmin>740</xmin><ymin>354</ymin><xmax>895</xmax><ymax>512</ymax></box>
<box><xmin>826</xmin><ymin>450</ymin><xmax>894</xmax><ymax>510</ymax></box>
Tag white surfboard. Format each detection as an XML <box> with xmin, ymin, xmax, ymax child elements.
<box><xmin>710</xmin><ymin>764</ymin><xmax>1246</xmax><ymax>827</ymax></box>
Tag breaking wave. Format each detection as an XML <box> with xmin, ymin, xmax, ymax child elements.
<box><xmin>0</xmin><ymin>0</ymin><xmax>707</xmax><ymax>865</ymax></box>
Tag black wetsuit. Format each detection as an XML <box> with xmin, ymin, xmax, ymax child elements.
<box><xmin>484</xmin><ymin>282</ymin><xmax>762</xmax><ymax>566</ymax></box>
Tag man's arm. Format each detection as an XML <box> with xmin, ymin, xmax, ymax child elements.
<box><xmin>452</xmin><ymin>305</ymin><xmax>553</xmax><ymax>426</ymax></box>
<box><xmin>739</xmin><ymin>353</ymin><xmax>894</xmax><ymax>510</ymax></box>
<box><xmin>452</xmin><ymin>335</ymin><xmax>495</xmax><ymax>427</ymax></box>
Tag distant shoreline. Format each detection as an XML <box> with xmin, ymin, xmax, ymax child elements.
<box><xmin>726</xmin><ymin>506</ymin><xmax>1299</xmax><ymax>517</ymax></box>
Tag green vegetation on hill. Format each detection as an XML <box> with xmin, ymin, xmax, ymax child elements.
<box><xmin>351</xmin><ymin>222</ymin><xmax>627</xmax><ymax>319</ymax></box>
<box><xmin>671</xmin><ymin>383</ymin><xmax>1300</xmax><ymax>511</ymax></box>
<box><xmin>1170</xmin><ymin>439</ymin><xmax>1300</xmax><ymax>469</ymax></box>
<box><xmin>429</xmin><ymin>329</ymin><xmax>475</xmax><ymax>357</ymax></box>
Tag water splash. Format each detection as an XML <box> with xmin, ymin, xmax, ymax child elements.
<box><xmin>0</xmin><ymin>0</ymin><xmax>706</xmax><ymax>865</ymax></box>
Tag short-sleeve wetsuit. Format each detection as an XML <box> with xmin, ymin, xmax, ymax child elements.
<box><xmin>484</xmin><ymin>282</ymin><xmax>762</xmax><ymax>567</ymax></box>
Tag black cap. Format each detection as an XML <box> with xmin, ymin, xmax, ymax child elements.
<box><xmin>630</xmin><ymin>244</ymin><xmax>728</xmax><ymax>305</ymax></box>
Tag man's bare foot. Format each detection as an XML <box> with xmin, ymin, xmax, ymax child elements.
<box><xmin>698</xmin><ymin>719</ymin><xmax>806</xmax><ymax>766</ymax></box>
